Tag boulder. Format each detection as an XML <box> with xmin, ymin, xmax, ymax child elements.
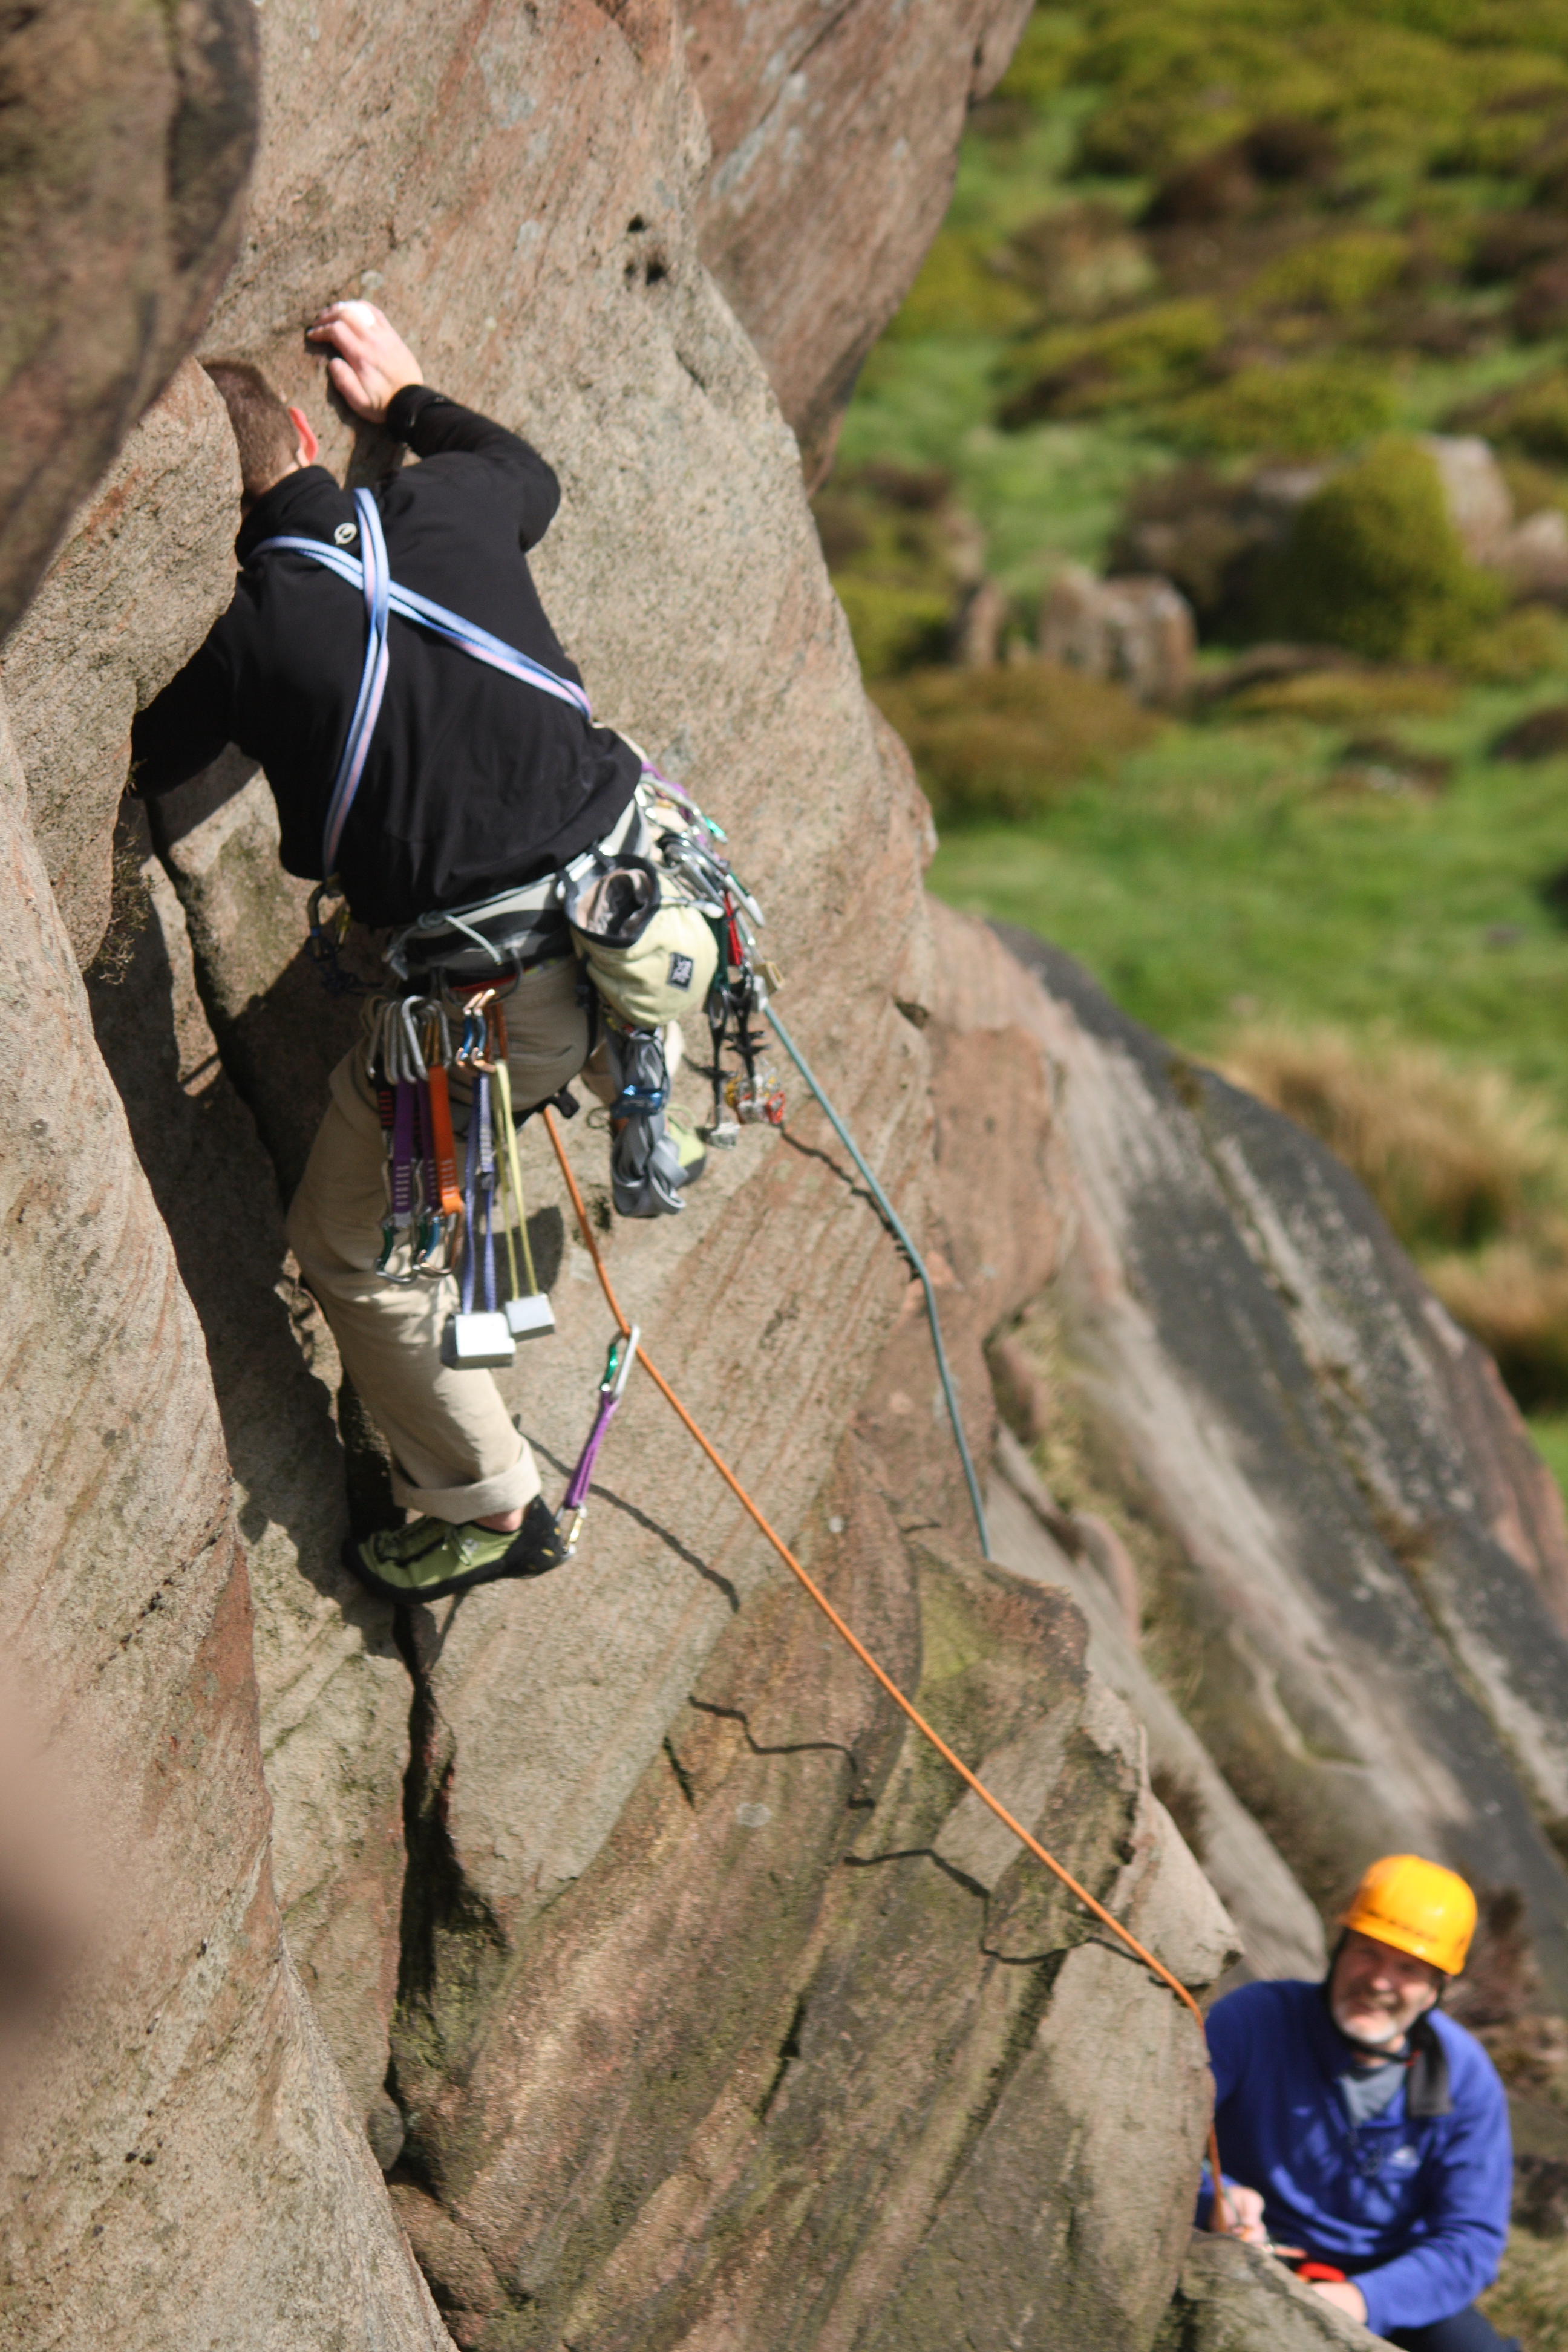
<box><xmin>1039</xmin><ymin>564</ymin><xmax>1197</xmax><ymax>705</ymax></box>
<box><xmin>962</xmin><ymin>914</ymin><xmax>1568</xmax><ymax>2004</ymax></box>
<box><xmin>0</xmin><ymin>0</ymin><xmax>256</xmax><ymax>637</ymax></box>
<box><xmin>689</xmin><ymin>0</ymin><xmax>1034</xmax><ymax>475</ymax></box>
<box><xmin>988</xmin><ymin>1430</ymin><xmax>1328</xmax><ymax>1987</ymax></box>
<box><xmin>1157</xmin><ymin>2233</ymin><xmax>1380</xmax><ymax>2351</ymax></box>
<box><xmin>0</xmin><ymin>696</ymin><xmax>445</xmax><ymax>2347</ymax></box>
<box><xmin>2</xmin><ymin>362</ymin><xmax>241</xmax><ymax>964</ymax></box>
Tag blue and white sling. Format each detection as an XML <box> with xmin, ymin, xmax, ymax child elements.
<box><xmin>252</xmin><ymin>485</ymin><xmax>596</xmax><ymax>878</ymax></box>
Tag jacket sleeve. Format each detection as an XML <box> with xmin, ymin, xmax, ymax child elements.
<box><xmin>1354</xmin><ymin>2066</ymin><xmax>1511</xmax><ymax>2336</ymax></box>
<box><xmin>128</xmin><ymin>633</ymin><xmax>235</xmax><ymax>796</ymax></box>
<box><xmin>387</xmin><ymin>384</ymin><xmax>561</xmax><ymax>550</ymax></box>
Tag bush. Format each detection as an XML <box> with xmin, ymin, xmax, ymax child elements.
<box><xmin>835</xmin><ymin>578</ymin><xmax>953</xmax><ymax>681</ymax></box>
<box><xmin>814</xmin><ymin>468</ymin><xmax>978</xmax><ymax>679</ymax></box>
<box><xmin>1223</xmin><ymin>1026</ymin><xmax>1564</xmax><ymax>1258</ymax></box>
<box><xmin>871</xmin><ymin>661</ymin><xmax>1159</xmax><ymax>825</ymax></box>
<box><xmin>1003</xmin><ymin>203</ymin><xmax>1156</xmax><ymax>321</ymax></box>
<box><xmin>1226</xmin><ymin>668</ymin><xmax>1459</xmax><ymax>724</ymax></box>
<box><xmin>997</xmin><ymin>298</ymin><xmax>1224</xmax><ymax>426</ymax></box>
<box><xmin>1452</xmin><ymin>371</ymin><xmax>1568</xmax><ymax>465</ymax></box>
<box><xmin>1483</xmin><ymin>2231</ymin><xmax>1568</xmax><ymax>2352</ymax></box>
<box><xmin>1468</xmin><ymin>211</ymin><xmax>1568</xmax><ymax>287</ymax></box>
<box><xmin>1247</xmin><ymin>229</ymin><xmax>1410</xmax><ymax>318</ymax></box>
<box><xmin>1262</xmin><ymin>436</ymin><xmax>1503</xmax><ymax>661</ymax></box>
<box><xmin>1168</xmin><ymin>359</ymin><xmax>1401</xmax><ymax>458</ymax></box>
<box><xmin>1459</xmin><ymin>606</ymin><xmax>1568</xmax><ymax>685</ymax></box>
<box><xmin>1492</xmin><ymin>701</ymin><xmax>1568</xmax><ymax>759</ymax></box>
<box><xmin>1428</xmin><ymin>1242</ymin><xmax>1568</xmax><ymax>1413</ymax></box>
<box><xmin>888</xmin><ymin>229</ymin><xmax>1037</xmax><ymax>342</ymax></box>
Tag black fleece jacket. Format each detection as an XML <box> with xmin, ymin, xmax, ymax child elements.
<box><xmin>130</xmin><ymin>385</ymin><xmax>638</xmax><ymax>927</ymax></box>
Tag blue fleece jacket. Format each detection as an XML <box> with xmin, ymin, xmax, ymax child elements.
<box><xmin>1197</xmin><ymin>1979</ymin><xmax>1511</xmax><ymax>2336</ymax></box>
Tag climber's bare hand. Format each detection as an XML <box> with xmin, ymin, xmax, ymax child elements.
<box><xmin>1221</xmin><ymin>2186</ymin><xmax>1269</xmax><ymax>2244</ymax></box>
<box><xmin>307</xmin><ymin>301</ymin><xmax>423</xmax><ymax>423</ymax></box>
<box><xmin>1310</xmin><ymin>2281</ymin><xmax>1368</xmax><ymax>2324</ymax></box>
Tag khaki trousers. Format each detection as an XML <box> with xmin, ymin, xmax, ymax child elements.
<box><xmin>286</xmin><ymin>954</ymin><xmax>606</xmax><ymax>1521</ymax></box>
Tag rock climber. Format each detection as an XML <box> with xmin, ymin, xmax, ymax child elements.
<box><xmin>1201</xmin><ymin>1855</ymin><xmax>1516</xmax><ymax>2351</ymax></box>
<box><xmin>130</xmin><ymin>302</ymin><xmax>703</xmax><ymax>1606</ymax></box>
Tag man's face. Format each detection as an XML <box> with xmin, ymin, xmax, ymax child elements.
<box><xmin>1330</xmin><ymin>1928</ymin><xmax>1442</xmax><ymax>2047</ymax></box>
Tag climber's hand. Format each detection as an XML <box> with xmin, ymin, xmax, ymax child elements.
<box><xmin>1221</xmin><ymin>2186</ymin><xmax>1269</xmax><ymax>2245</ymax></box>
<box><xmin>307</xmin><ymin>301</ymin><xmax>423</xmax><ymax>423</ymax></box>
<box><xmin>1311</xmin><ymin>2281</ymin><xmax>1368</xmax><ymax>2324</ymax></box>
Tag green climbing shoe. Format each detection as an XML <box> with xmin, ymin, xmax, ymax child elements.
<box><xmin>667</xmin><ymin>1108</ymin><xmax>707</xmax><ymax>1186</ymax></box>
<box><xmin>345</xmin><ymin>1494</ymin><xmax>569</xmax><ymax>1604</ymax></box>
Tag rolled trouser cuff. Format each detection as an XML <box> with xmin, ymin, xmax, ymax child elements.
<box><xmin>391</xmin><ymin>1430</ymin><xmax>542</xmax><ymax>1523</ymax></box>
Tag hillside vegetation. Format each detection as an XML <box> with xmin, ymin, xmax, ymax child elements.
<box><xmin>820</xmin><ymin>0</ymin><xmax>1568</xmax><ymax>1489</ymax></box>
<box><xmin>821</xmin><ymin>8</ymin><xmax>1568</xmax><ymax>2330</ymax></box>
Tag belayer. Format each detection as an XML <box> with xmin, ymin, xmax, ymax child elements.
<box><xmin>131</xmin><ymin>302</ymin><xmax>720</xmax><ymax>1604</ymax></box>
<box><xmin>1201</xmin><ymin>1856</ymin><xmax>1517</xmax><ymax>2351</ymax></box>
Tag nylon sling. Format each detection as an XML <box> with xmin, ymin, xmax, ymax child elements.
<box><xmin>252</xmin><ymin>485</ymin><xmax>594</xmax><ymax>874</ymax></box>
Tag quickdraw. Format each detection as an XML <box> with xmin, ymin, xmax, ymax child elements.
<box><xmin>558</xmin><ymin>1326</ymin><xmax>640</xmax><ymax>1555</ymax></box>
<box><xmin>366</xmin><ymin>982</ymin><xmax>555</xmax><ymax>1360</ymax></box>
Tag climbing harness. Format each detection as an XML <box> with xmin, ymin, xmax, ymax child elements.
<box><xmin>261</xmin><ymin>481</ymin><xmax>998</xmax><ymax>1560</ymax></box>
<box><xmin>538</xmin><ymin>1101</ymin><xmax>1232</xmax><ymax>2239</ymax></box>
<box><xmin>253</xmin><ymin>486</ymin><xmax>591</xmax><ymax>877</ymax></box>
<box><xmin>558</xmin><ymin>1327</ymin><xmax>640</xmax><ymax>1556</ymax></box>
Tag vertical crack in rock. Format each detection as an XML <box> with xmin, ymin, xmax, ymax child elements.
<box><xmin>388</xmin><ymin>1608</ymin><xmax>508</xmax><ymax>2175</ymax></box>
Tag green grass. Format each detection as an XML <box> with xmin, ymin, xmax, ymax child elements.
<box><xmin>1527</xmin><ymin>1413</ymin><xmax>1568</xmax><ymax>1497</ymax></box>
<box><xmin>931</xmin><ymin>688</ymin><xmax>1568</xmax><ymax>1110</ymax></box>
<box><xmin>1484</xmin><ymin>2230</ymin><xmax>1568</xmax><ymax>2351</ymax></box>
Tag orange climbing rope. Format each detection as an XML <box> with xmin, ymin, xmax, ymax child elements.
<box><xmin>541</xmin><ymin>1105</ymin><xmax>1232</xmax><ymax>2235</ymax></box>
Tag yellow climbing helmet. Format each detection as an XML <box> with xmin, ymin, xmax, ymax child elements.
<box><xmin>1341</xmin><ymin>1854</ymin><xmax>1478</xmax><ymax>1976</ymax></box>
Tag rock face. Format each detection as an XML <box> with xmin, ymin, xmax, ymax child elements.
<box><xmin>2</xmin><ymin>0</ymin><xmax>1247</xmax><ymax>2341</ymax></box>
<box><xmin>1156</xmin><ymin>2235</ymin><xmax>1374</xmax><ymax>2351</ymax></box>
<box><xmin>0</xmin><ymin>699</ymin><xmax>446</xmax><ymax>2347</ymax></box>
<box><xmin>1039</xmin><ymin>565</ymin><xmax>1197</xmax><ymax>705</ymax></box>
<box><xmin>0</xmin><ymin>0</ymin><xmax>257</xmax><ymax>637</ymax></box>
<box><xmin>689</xmin><ymin>0</ymin><xmax>1035</xmax><ymax>476</ymax></box>
<box><xmin>8</xmin><ymin>0</ymin><xmax>1568</xmax><ymax>2337</ymax></box>
<box><xmin>959</xmin><ymin>915</ymin><xmax>1568</xmax><ymax>2003</ymax></box>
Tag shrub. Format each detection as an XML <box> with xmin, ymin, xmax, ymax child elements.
<box><xmin>1003</xmin><ymin>203</ymin><xmax>1156</xmax><ymax>321</ymax></box>
<box><xmin>1261</xmin><ymin>437</ymin><xmax>1503</xmax><ymax>661</ymax></box>
<box><xmin>814</xmin><ymin>468</ymin><xmax>977</xmax><ymax>679</ymax></box>
<box><xmin>835</xmin><ymin>578</ymin><xmax>953</xmax><ymax>682</ymax></box>
<box><xmin>985</xmin><ymin>9</ymin><xmax>1084</xmax><ymax>113</ymax></box>
<box><xmin>871</xmin><ymin>661</ymin><xmax>1159</xmax><ymax>825</ymax></box>
<box><xmin>997</xmin><ymin>298</ymin><xmax>1225</xmax><ymax>426</ymax></box>
<box><xmin>1492</xmin><ymin>701</ymin><xmax>1568</xmax><ymax>759</ymax></box>
<box><xmin>888</xmin><ymin>229</ymin><xmax>1037</xmax><ymax>342</ymax></box>
<box><xmin>1226</xmin><ymin>668</ymin><xmax>1459</xmax><ymax>724</ymax></box>
<box><xmin>1225</xmin><ymin>1023</ymin><xmax>1568</xmax><ymax>1411</ymax></box>
<box><xmin>1498</xmin><ymin>453</ymin><xmax>1568</xmax><ymax>520</ymax></box>
<box><xmin>1168</xmin><ymin>359</ymin><xmax>1401</xmax><ymax>458</ymax></box>
<box><xmin>1247</xmin><ymin>229</ymin><xmax>1410</xmax><ymax>318</ymax></box>
<box><xmin>1451</xmin><ymin>371</ymin><xmax>1568</xmax><ymax>465</ymax></box>
<box><xmin>1223</xmin><ymin>1027</ymin><xmax>1567</xmax><ymax>1258</ymax></box>
<box><xmin>1458</xmin><ymin>606</ymin><xmax>1568</xmax><ymax>685</ymax></box>
<box><xmin>1427</xmin><ymin>1242</ymin><xmax>1568</xmax><ymax>1414</ymax></box>
<box><xmin>1468</xmin><ymin>211</ymin><xmax>1568</xmax><ymax>287</ymax></box>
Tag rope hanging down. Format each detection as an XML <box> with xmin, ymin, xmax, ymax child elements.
<box><xmin>763</xmin><ymin>1005</ymin><xmax>990</xmax><ymax>1560</ymax></box>
<box><xmin>539</xmin><ymin>1105</ymin><xmax>1230</xmax><ymax>2236</ymax></box>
